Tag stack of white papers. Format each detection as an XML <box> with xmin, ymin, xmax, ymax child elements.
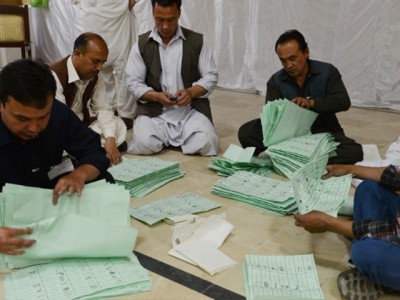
<box><xmin>209</xmin><ymin>144</ymin><xmax>273</xmax><ymax>177</ymax></box>
<box><xmin>130</xmin><ymin>193</ymin><xmax>221</xmax><ymax>225</ymax></box>
<box><xmin>243</xmin><ymin>254</ymin><xmax>324</xmax><ymax>300</ymax></box>
<box><xmin>108</xmin><ymin>157</ymin><xmax>185</xmax><ymax>198</ymax></box>
<box><xmin>266</xmin><ymin>133</ymin><xmax>338</xmax><ymax>179</ymax></box>
<box><xmin>211</xmin><ymin>171</ymin><xmax>297</xmax><ymax>216</ymax></box>
<box><xmin>0</xmin><ymin>181</ymin><xmax>136</xmax><ymax>269</ymax></box>
<box><xmin>168</xmin><ymin>215</ymin><xmax>236</xmax><ymax>275</ymax></box>
<box><xmin>261</xmin><ymin>98</ymin><xmax>318</xmax><ymax>146</ymax></box>
<box><xmin>4</xmin><ymin>254</ymin><xmax>152</xmax><ymax>300</ymax></box>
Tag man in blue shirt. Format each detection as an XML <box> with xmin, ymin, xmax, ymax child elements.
<box><xmin>238</xmin><ymin>29</ymin><xmax>363</xmax><ymax>164</ymax></box>
<box><xmin>0</xmin><ymin>59</ymin><xmax>110</xmax><ymax>255</ymax></box>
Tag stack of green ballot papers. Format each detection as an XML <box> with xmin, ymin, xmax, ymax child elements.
<box><xmin>108</xmin><ymin>157</ymin><xmax>185</xmax><ymax>198</ymax></box>
<box><xmin>4</xmin><ymin>254</ymin><xmax>152</xmax><ymax>300</ymax></box>
<box><xmin>0</xmin><ymin>181</ymin><xmax>136</xmax><ymax>269</ymax></box>
<box><xmin>209</xmin><ymin>144</ymin><xmax>273</xmax><ymax>177</ymax></box>
<box><xmin>293</xmin><ymin>156</ymin><xmax>352</xmax><ymax>217</ymax></box>
<box><xmin>131</xmin><ymin>193</ymin><xmax>221</xmax><ymax>225</ymax></box>
<box><xmin>266</xmin><ymin>132</ymin><xmax>338</xmax><ymax>179</ymax></box>
<box><xmin>211</xmin><ymin>171</ymin><xmax>297</xmax><ymax>216</ymax></box>
<box><xmin>243</xmin><ymin>254</ymin><xmax>324</xmax><ymax>300</ymax></box>
<box><xmin>261</xmin><ymin>98</ymin><xmax>318</xmax><ymax>146</ymax></box>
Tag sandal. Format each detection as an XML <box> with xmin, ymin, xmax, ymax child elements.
<box><xmin>337</xmin><ymin>268</ymin><xmax>386</xmax><ymax>300</ymax></box>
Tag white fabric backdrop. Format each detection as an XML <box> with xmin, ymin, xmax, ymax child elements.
<box><xmin>31</xmin><ymin>0</ymin><xmax>400</xmax><ymax>109</ymax></box>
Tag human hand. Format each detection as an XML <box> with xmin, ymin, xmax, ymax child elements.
<box><xmin>105</xmin><ymin>137</ymin><xmax>122</xmax><ymax>165</ymax></box>
<box><xmin>175</xmin><ymin>89</ymin><xmax>193</xmax><ymax>106</ymax></box>
<box><xmin>53</xmin><ymin>169</ymin><xmax>86</xmax><ymax>205</ymax></box>
<box><xmin>0</xmin><ymin>227</ymin><xmax>35</xmax><ymax>255</ymax></box>
<box><xmin>322</xmin><ymin>164</ymin><xmax>353</xmax><ymax>180</ymax></box>
<box><xmin>293</xmin><ymin>211</ymin><xmax>332</xmax><ymax>233</ymax></box>
<box><xmin>291</xmin><ymin>97</ymin><xmax>314</xmax><ymax>108</ymax></box>
<box><xmin>156</xmin><ymin>92</ymin><xmax>178</xmax><ymax>107</ymax></box>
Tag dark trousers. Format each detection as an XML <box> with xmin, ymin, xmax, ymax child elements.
<box><xmin>237</xmin><ymin>118</ymin><xmax>363</xmax><ymax>164</ymax></box>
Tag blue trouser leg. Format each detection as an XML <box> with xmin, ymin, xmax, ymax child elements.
<box><xmin>352</xmin><ymin>239</ymin><xmax>400</xmax><ymax>291</ymax></box>
<box><xmin>351</xmin><ymin>180</ymin><xmax>400</xmax><ymax>291</ymax></box>
<box><xmin>353</xmin><ymin>180</ymin><xmax>399</xmax><ymax>221</ymax></box>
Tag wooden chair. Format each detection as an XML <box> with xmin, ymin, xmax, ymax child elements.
<box><xmin>0</xmin><ymin>4</ymin><xmax>32</xmax><ymax>59</ymax></box>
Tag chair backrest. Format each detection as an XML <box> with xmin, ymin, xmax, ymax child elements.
<box><xmin>0</xmin><ymin>4</ymin><xmax>31</xmax><ymax>59</ymax></box>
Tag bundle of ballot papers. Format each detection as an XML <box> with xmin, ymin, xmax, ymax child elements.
<box><xmin>211</xmin><ymin>171</ymin><xmax>297</xmax><ymax>216</ymax></box>
<box><xmin>261</xmin><ymin>98</ymin><xmax>318</xmax><ymax>146</ymax></box>
<box><xmin>108</xmin><ymin>157</ymin><xmax>185</xmax><ymax>198</ymax></box>
<box><xmin>168</xmin><ymin>214</ymin><xmax>237</xmax><ymax>275</ymax></box>
<box><xmin>243</xmin><ymin>254</ymin><xmax>324</xmax><ymax>300</ymax></box>
<box><xmin>130</xmin><ymin>192</ymin><xmax>221</xmax><ymax>225</ymax></box>
<box><xmin>266</xmin><ymin>132</ymin><xmax>338</xmax><ymax>179</ymax></box>
<box><xmin>0</xmin><ymin>181</ymin><xmax>137</xmax><ymax>269</ymax></box>
<box><xmin>293</xmin><ymin>156</ymin><xmax>352</xmax><ymax>217</ymax></box>
<box><xmin>209</xmin><ymin>144</ymin><xmax>273</xmax><ymax>176</ymax></box>
<box><xmin>4</xmin><ymin>254</ymin><xmax>152</xmax><ymax>300</ymax></box>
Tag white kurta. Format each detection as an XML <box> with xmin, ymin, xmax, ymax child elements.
<box><xmin>72</xmin><ymin>0</ymin><xmax>136</xmax><ymax>119</ymax></box>
<box><xmin>53</xmin><ymin>56</ymin><xmax>126</xmax><ymax>146</ymax></box>
<box><xmin>126</xmin><ymin>26</ymin><xmax>219</xmax><ymax>156</ymax></box>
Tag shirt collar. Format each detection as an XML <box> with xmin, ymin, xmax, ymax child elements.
<box><xmin>149</xmin><ymin>25</ymin><xmax>186</xmax><ymax>46</ymax></box>
<box><xmin>67</xmin><ymin>55</ymin><xmax>86</xmax><ymax>84</ymax></box>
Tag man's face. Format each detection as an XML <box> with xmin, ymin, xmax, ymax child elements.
<box><xmin>153</xmin><ymin>3</ymin><xmax>180</xmax><ymax>44</ymax></box>
<box><xmin>0</xmin><ymin>95</ymin><xmax>53</xmax><ymax>141</ymax></box>
<box><xmin>276</xmin><ymin>40</ymin><xmax>309</xmax><ymax>79</ymax></box>
<box><xmin>73</xmin><ymin>40</ymin><xmax>108</xmax><ymax>81</ymax></box>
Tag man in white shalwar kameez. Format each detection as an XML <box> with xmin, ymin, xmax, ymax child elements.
<box><xmin>72</xmin><ymin>0</ymin><xmax>137</xmax><ymax>127</ymax></box>
<box><xmin>126</xmin><ymin>0</ymin><xmax>218</xmax><ymax>156</ymax></box>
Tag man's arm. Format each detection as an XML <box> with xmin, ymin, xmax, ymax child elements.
<box><xmin>294</xmin><ymin>211</ymin><xmax>354</xmax><ymax>238</ymax></box>
<box><xmin>52</xmin><ymin>164</ymin><xmax>100</xmax><ymax>205</ymax></box>
<box><xmin>175</xmin><ymin>38</ymin><xmax>218</xmax><ymax>106</ymax></box>
<box><xmin>322</xmin><ymin>164</ymin><xmax>386</xmax><ymax>181</ymax></box>
<box><xmin>90</xmin><ymin>75</ymin><xmax>123</xmax><ymax>165</ymax></box>
<box><xmin>265</xmin><ymin>76</ymin><xmax>283</xmax><ymax>103</ymax></box>
<box><xmin>311</xmin><ymin>64</ymin><xmax>351</xmax><ymax>113</ymax></box>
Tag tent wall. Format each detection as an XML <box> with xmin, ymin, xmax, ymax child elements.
<box><xmin>31</xmin><ymin>0</ymin><xmax>400</xmax><ymax>109</ymax></box>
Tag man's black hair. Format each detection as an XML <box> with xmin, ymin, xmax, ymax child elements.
<box><xmin>73</xmin><ymin>32</ymin><xmax>107</xmax><ymax>53</ymax></box>
<box><xmin>151</xmin><ymin>0</ymin><xmax>182</xmax><ymax>10</ymax></box>
<box><xmin>0</xmin><ymin>59</ymin><xmax>56</xmax><ymax>109</ymax></box>
<box><xmin>275</xmin><ymin>29</ymin><xmax>308</xmax><ymax>52</ymax></box>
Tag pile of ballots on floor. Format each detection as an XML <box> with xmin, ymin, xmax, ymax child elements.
<box><xmin>0</xmin><ymin>181</ymin><xmax>152</xmax><ymax>299</ymax></box>
<box><xmin>243</xmin><ymin>254</ymin><xmax>324</xmax><ymax>300</ymax></box>
<box><xmin>209</xmin><ymin>144</ymin><xmax>273</xmax><ymax>176</ymax></box>
<box><xmin>211</xmin><ymin>98</ymin><xmax>348</xmax><ymax>216</ymax></box>
<box><xmin>212</xmin><ymin>153</ymin><xmax>351</xmax><ymax>217</ymax></box>
<box><xmin>261</xmin><ymin>98</ymin><xmax>338</xmax><ymax>178</ymax></box>
<box><xmin>108</xmin><ymin>157</ymin><xmax>184</xmax><ymax>198</ymax></box>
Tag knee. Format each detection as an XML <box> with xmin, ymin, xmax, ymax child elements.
<box><xmin>128</xmin><ymin>131</ymin><xmax>163</xmax><ymax>155</ymax></box>
<box><xmin>183</xmin><ymin>131</ymin><xmax>218</xmax><ymax>156</ymax></box>
<box><xmin>355</xmin><ymin>180</ymin><xmax>380</xmax><ymax>199</ymax></box>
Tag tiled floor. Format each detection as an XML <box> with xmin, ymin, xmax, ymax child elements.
<box><xmin>1</xmin><ymin>89</ymin><xmax>399</xmax><ymax>299</ymax></box>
